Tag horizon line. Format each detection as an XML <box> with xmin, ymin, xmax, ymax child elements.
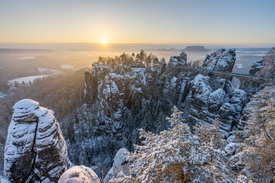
<box><xmin>0</xmin><ymin>42</ymin><xmax>274</xmax><ymax>45</ymax></box>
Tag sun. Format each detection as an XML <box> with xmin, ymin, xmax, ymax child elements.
<box><xmin>102</xmin><ymin>40</ymin><xmax>107</xmax><ymax>44</ymax></box>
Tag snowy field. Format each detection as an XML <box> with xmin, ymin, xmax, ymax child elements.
<box><xmin>17</xmin><ymin>57</ymin><xmax>35</xmax><ymax>60</ymax></box>
<box><xmin>61</xmin><ymin>64</ymin><xmax>74</xmax><ymax>69</ymax></box>
<box><xmin>38</xmin><ymin>67</ymin><xmax>60</xmax><ymax>73</ymax></box>
<box><xmin>9</xmin><ymin>75</ymin><xmax>49</xmax><ymax>85</ymax></box>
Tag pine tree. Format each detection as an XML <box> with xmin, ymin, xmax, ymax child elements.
<box><xmin>111</xmin><ymin>106</ymin><xmax>234</xmax><ymax>183</ymax></box>
<box><xmin>156</xmin><ymin>112</ymin><xmax>165</xmax><ymax>133</ymax></box>
<box><xmin>142</xmin><ymin>110</ymin><xmax>152</xmax><ymax>132</ymax></box>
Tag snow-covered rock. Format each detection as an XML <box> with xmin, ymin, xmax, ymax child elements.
<box><xmin>4</xmin><ymin>99</ymin><xmax>68</xmax><ymax>183</ymax></box>
<box><xmin>225</xmin><ymin>142</ymin><xmax>242</xmax><ymax>156</ymax></box>
<box><xmin>166</xmin><ymin>51</ymin><xmax>187</xmax><ymax>74</ymax></box>
<box><xmin>208</xmin><ymin>88</ymin><xmax>226</xmax><ymax>112</ymax></box>
<box><xmin>58</xmin><ymin>165</ymin><xmax>100</xmax><ymax>183</ymax></box>
<box><xmin>226</xmin><ymin>134</ymin><xmax>236</xmax><ymax>144</ymax></box>
<box><xmin>190</xmin><ymin>74</ymin><xmax>213</xmax><ymax>107</ymax></box>
<box><xmin>66</xmin><ymin>50</ymin><xmax>250</xmax><ymax>178</ymax></box>
<box><xmin>249</xmin><ymin>60</ymin><xmax>265</xmax><ymax>75</ymax></box>
<box><xmin>229</xmin><ymin>151</ymin><xmax>246</xmax><ymax>170</ymax></box>
<box><xmin>203</xmin><ymin>48</ymin><xmax>236</xmax><ymax>72</ymax></box>
<box><xmin>0</xmin><ymin>176</ymin><xmax>11</xmax><ymax>183</ymax></box>
<box><xmin>104</xmin><ymin>148</ymin><xmax>129</xmax><ymax>183</ymax></box>
<box><xmin>230</xmin><ymin>89</ymin><xmax>247</xmax><ymax>113</ymax></box>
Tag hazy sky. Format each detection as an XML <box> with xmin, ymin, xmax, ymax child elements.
<box><xmin>0</xmin><ymin>0</ymin><xmax>275</xmax><ymax>46</ymax></box>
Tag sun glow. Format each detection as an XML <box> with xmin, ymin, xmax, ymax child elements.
<box><xmin>102</xmin><ymin>40</ymin><xmax>107</xmax><ymax>44</ymax></box>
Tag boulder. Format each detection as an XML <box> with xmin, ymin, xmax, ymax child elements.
<box><xmin>203</xmin><ymin>48</ymin><xmax>236</xmax><ymax>72</ymax></box>
<box><xmin>229</xmin><ymin>152</ymin><xmax>246</xmax><ymax>170</ymax></box>
<box><xmin>208</xmin><ymin>88</ymin><xmax>226</xmax><ymax>112</ymax></box>
<box><xmin>4</xmin><ymin>99</ymin><xmax>68</xmax><ymax>183</ymax></box>
<box><xmin>104</xmin><ymin>148</ymin><xmax>129</xmax><ymax>183</ymax></box>
<box><xmin>230</xmin><ymin>89</ymin><xmax>247</xmax><ymax>112</ymax></box>
<box><xmin>224</xmin><ymin>142</ymin><xmax>242</xmax><ymax>156</ymax></box>
<box><xmin>58</xmin><ymin>166</ymin><xmax>100</xmax><ymax>183</ymax></box>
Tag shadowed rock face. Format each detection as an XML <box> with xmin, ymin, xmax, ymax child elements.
<box><xmin>187</xmin><ymin>74</ymin><xmax>247</xmax><ymax>136</ymax></box>
<box><xmin>58</xmin><ymin>166</ymin><xmax>100</xmax><ymax>183</ymax></box>
<box><xmin>4</xmin><ymin>99</ymin><xmax>68</xmax><ymax>183</ymax></box>
<box><xmin>249</xmin><ymin>60</ymin><xmax>266</xmax><ymax>76</ymax></box>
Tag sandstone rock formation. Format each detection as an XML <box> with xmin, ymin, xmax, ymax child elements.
<box><xmin>203</xmin><ymin>48</ymin><xmax>236</xmax><ymax>72</ymax></box>
<box><xmin>167</xmin><ymin>51</ymin><xmax>187</xmax><ymax>72</ymax></box>
<box><xmin>187</xmin><ymin>74</ymin><xmax>246</xmax><ymax>136</ymax></box>
<box><xmin>249</xmin><ymin>60</ymin><xmax>266</xmax><ymax>76</ymax></box>
<box><xmin>104</xmin><ymin>148</ymin><xmax>129</xmax><ymax>183</ymax></box>
<box><xmin>4</xmin><ymin>99</ymin><xmax>68</xmax><ymax>183</ymax></box>
<box><xmin>61</xmin><ymin>48</ymin><xmax>249</xmax><ymax>177</ymax></box>
<box><xmin>58</xmin><ymin>166</ymin><xmax>100</xmax><ymax>183</ymax></box>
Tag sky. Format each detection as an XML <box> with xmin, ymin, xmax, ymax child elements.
<box><xmin>0</xmin><ymin>0</ymin><xmax>275</xmax><ymax>46</ymax></box>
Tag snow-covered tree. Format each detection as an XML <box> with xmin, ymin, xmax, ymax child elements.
<box><xmin>111</xmin><ymin>106</ymin><xmax>234</xmax><ymax>183</ymax></box>
<box><xmin>241</xmin><ymin>87</ymin><xmax>275</xmax><ymax>182</ymax></box>
<box><xmin>156</xmin><ymin>112</ymin><xmax>166</xmax><ymax>133</ymax></box>
<box><xmin>194</xmin><ymin>118</ymin><xmax>226</xmax><ymax>149</ymax></box>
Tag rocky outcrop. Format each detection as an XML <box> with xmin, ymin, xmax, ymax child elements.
<box><xmin>104</xmin><ymin>148</ymin><xmax>129</xmax><ymax>183</ymax></box>
<box><xmin>166</xmin><ymin>51</ymin><xmax>187</xmax><ymax>73</ymax></box>
<box><xmin>187</xmin><ymin>74</ymin><xmax>247</xmax><ymax>136</ymax></box>
<box><xmin>4</xmin><ymin>99</ymin><xmax>68</xmax><ymax>183</ymax></box>
<box><xmin>61</xmin><ymin>49</ymin><xmax>250</xmax><ymax>177</ymax></box>
<box><xmin>58</xmin><ymin>166</ymin><xmax>100</xmax><ymax>183</ymax></box>
<box><xmin>249</xmin><ymin>60</ymin><xmax>265</xmax><ymax>76</ymax></box>
<box><xmin>203</xmin><ymin>48</ymin><xmax>236</xmax><ymax>72</ymax></box>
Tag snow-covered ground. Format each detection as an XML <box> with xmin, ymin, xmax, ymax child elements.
<box><xmin>235</xmin><ymin>64</ymin><xmax>243</xmax><ymax>68</ymax></box>
<box><xmin>9</xmin><ymin>75</ymin><xmax>49</xmax><ymax>85</ymax></box>
<box><xmin>38</xmin><ymin>67</ymin><xmax>60</xmax><ymax>73</ymax></box>
<box><xmin>61</xmin><ymin>64</ymin><xmax>74</xmax><ymax>69</ymax></box>
<box><xmin>17</xmin><ymin>57</ymin><xmax>35</xmax><ymax>60</ymax></box>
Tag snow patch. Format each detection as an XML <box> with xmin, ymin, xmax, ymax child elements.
<box><xmin>235</xmin><ymin>64</ymin><xmax>243</xmax><ymax>68</ymax></box>
<box><xmin>0</xmin><ymin>92</ymin><xmax>6</xmax><ymax>98</ymax></box>
<box><xmin>9</xmin><ymin>75</ymin><xmax>49</xmax><ymax>85</ymax></box>
<box><xmin>61</xmin><ymin>64</ymin><xmax>74</xmax><ymax>69</ymax></box>
<box><xmin>38</xmin><ymin>67</ymin><xmax>60</xmax><ymax>73</ymax></box>
<box><xmin>17</xmin><ymin>57</ymin><xmax>35</xmax><ymax>60</ymax></box>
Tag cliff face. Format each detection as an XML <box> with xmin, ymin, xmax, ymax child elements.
<box><xmin>4</xmin><ymin>99</ymin><xmax>68</xmax><ymax>183</ymax></box>
<box><xmin>59</xmin><ymin>49</ymin><xmax>252</xmax><ymax>177</ymax></box>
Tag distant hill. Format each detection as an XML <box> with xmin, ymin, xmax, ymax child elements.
<box><xmin>0</xmin><ymin>48</ymin><xmax>54</xmax><ymax>54</ymax></box>
<box><xmin>183</xmin><ymin>46</ymin><xmax>210</xmax><ymax>52</ymax></box>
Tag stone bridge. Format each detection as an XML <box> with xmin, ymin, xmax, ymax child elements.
<box><xmin>177</xmin><ymin>66</ymin><xmax>271</xmax><ymax>96</ymax></box>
